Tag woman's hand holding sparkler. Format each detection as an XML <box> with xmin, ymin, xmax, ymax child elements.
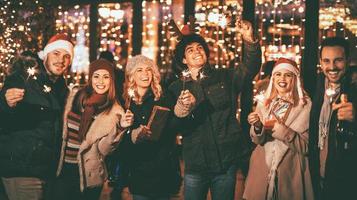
<box><xmin>248</xmin><ymin>112</ymin><xmax>263</xmax><ymax>131</ymax></box>
<box><xmin>120</xmin><ymin>110</ymin><xmax>134</xmax><ymax>128</ymax></box>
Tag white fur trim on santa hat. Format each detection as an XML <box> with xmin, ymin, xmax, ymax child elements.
<box><xmin>272</xmin><ymin>63</ymin><xmax>299</xmax><ymax>76</ymax></box>
<box><xmin>38</xmin><ymin>40</ymin><xmax>74</xmax><ymax>62</ymax></box>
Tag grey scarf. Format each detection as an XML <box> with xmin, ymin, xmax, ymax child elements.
<box><xmin>318</xmin><ymin>80</ymin><xmax>340</xmax><ymax>150</ymax></box>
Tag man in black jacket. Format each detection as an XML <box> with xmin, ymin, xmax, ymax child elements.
<box><xmin>169</xmin><ymin>20</ymin><xmax>261</xmax><ymax>200</ymax></box>
<box><xmin>309</xmin><ymin>37</ymin><xmax>357</xmax><ymax>200</ymax></box>
<box><xmin>0</xmin><ymin>33</ymin><xmax>73</xmax><ymax>200</ymax></box>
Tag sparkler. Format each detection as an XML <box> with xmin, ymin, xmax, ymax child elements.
<box><xmin>253</xmin><ymin>90</ymin><xmax>266</xmax><ymax>104</ymax></box>
<box><xmin>26</xmin><ymin>67</ymin><xmax>38</xmax><ymax>80</ymax></box>
<box><xmin>199</xmin><ymin>71</ymin><xmax>206</xmax><ymax>80</ymax></box>
<box><xmin>325</xmin><ymin>87</ymin><xmax>337</xmax><ymax>103</ymax></box>
<box><xmin>127</xmin><ymin>88</ymin><xmax>135</xmax><ymax>110</ymax></box>
<box><xmin>181</xmin><ymin>69</ymin><xmax>191</xmax><ymax>91</ymax></box>
<box><xmin>43</xmin><ymin>85</ymin><xmax>52</xmax><ymax>93</ymax></box>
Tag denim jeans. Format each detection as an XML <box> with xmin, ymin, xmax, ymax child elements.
<box><xmin>184</xmin><ymin>165</ymin><xmax>237</xmax><ymax>200</ymax></box>
<box><xmin>2</xmin><ymin>177</ymin><xmax>45</xmax><ymax>200</ymax></box>
<box><xmin>132</xmin><ymin>194</ymin><xmax>170</xmax><ymax>200</ymax></box>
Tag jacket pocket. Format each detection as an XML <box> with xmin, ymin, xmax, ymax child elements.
<box><xmin>205</xmin><ymin>82</ymin><xmax>230</xmax><ymax>110</ymax></box>
<box><xmin>30</xmin><ymin>140</ymin><xmax>53</xmax><ymax>165</ymax></box>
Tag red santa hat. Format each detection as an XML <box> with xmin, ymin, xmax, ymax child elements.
<box><xmin>38</xmin><ymin>33</ymin><xmax>74</xmax><ymax>63</ymax></box>
<box><xmin>265</xmin><ymin>58</ymin><xmax>305</xmax><ymax>104</ymax></box>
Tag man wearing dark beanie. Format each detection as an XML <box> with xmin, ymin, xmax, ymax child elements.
<box><xmin>0</xmin><ymin>33</ymin><xmax>73</xmax><ymax>200</ymax></box>
<box><xmin>168</xmin><ymin>20</ymin><xmax>261</xmax><ymax>200</ymax></box>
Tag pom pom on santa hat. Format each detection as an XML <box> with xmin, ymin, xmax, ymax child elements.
<box><xmin>38</xmin><ymin>33</ymin><xmax>74</xmax><ymax>63</ymax></box>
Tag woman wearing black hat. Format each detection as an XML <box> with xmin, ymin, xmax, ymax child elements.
<box><xmin>54</xmin><ymin>59</ymin><xmax>133</xmax><ymax>200</ymax></box>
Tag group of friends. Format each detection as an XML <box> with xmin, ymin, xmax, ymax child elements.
<box><xmin>0</xmin><ymin>19</ymin><xmax>356</xmax><ymax>200</ymax></box>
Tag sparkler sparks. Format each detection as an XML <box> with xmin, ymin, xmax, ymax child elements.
<box><xmin>325</xmin><ymin>87</ymin><xmax>337</xmax><ymax>103</ymax></box>
<box><xmin>43</xmin><ymin>85</ymin><xmax>52</xmax><ymax>93</ymax></box>
<box><xmin>253</xmin><ymin>90</ymin><xmax>266</xmax><ymax>104</ymax></box>
<box><xmin>126</xmin><ymin>88</ymin><xmax>135</xmax><ymax>109</ymax></box>
<box><xmin>26</xmin><ymin>67</ymin><xmax>37</xmax><ymax>80</ymax></box>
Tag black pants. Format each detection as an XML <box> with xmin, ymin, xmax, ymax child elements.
<box><xmin>53</xmin><ymin>163</ymin><xmax>102</xmax><ymax>200</ymax></box>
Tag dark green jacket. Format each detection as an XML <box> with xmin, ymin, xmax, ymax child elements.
<box><xmin>168</xmin><ymin>41</ymin><xmax>261</xmax><ymax>174</ymax></box>
<box><xmin>0</xmin><ymin>59</ymin><xmax>68</xmax><ymax>179</ymax></box>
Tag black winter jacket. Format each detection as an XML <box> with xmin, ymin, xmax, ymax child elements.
<box><xmin>0</xmin><ymin>59</ymin><xmax>68</xmax><ymax>179</ymax></box>
<box><xmin>309</xmin><ymin>73</ymin><xmax>357</xmax><ymax>200</ymax></box>
<box><xmin>123</xmin><ymin>89</ymin><xmax>181</xmax><ymax>197</ymax></box>
<box><xmin>168</xmin><ymin>41</ymin><xmax>261</xmax><ymax>174</ymax></box>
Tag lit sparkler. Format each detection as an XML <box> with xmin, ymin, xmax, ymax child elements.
<box><xmin>181</xmin><ymin>69</ymin><xmax>191</xmax><ymax>90</ymax></box>
<box><xmin>253</xmin><ymin>90</ymin><xmax>266</xmax><ymax>104</ymax></box>
<box><xmin>325</xmin><ymin>87</ymin><xmax>337</xmax><ymax>103</ymax></box>
<box><xmin>43</xmin><ymin>85</ymin><xmax>52</xmax><ymax>93</ymax></box>
<box><xmin>127</xmin><ymin>88</ymin><xmax>135</xmax><ymax>109</ymax></box>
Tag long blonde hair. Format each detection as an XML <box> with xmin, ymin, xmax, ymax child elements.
<box><xmin>264</xmin><ymin>74</ymin><xmax>300</xmax><ymax>107</ymax></box>
<box><xmin>123</xmin><ymin>55</ymin><xmax>162</xmax><ymax>108</ymax></box>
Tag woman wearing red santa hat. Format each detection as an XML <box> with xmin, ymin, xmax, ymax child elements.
<box><xmin>243</xmin><ymin>58</ymin><xmax>314</xmax><ymax>200</ymax></box>
<box><xmin>53</xmin><ymin>59</ymin><xmax>133</xmax><ymax>200</ymax></box>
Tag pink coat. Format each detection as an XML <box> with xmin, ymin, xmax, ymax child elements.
<box><xmin>243</xmin><ymin>99</ymin><xmax>314</xmax><ymax>200</ymax></box>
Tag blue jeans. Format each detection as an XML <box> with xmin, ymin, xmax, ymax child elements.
<box><xmin>132</xmin><ymin>194</ymin><xmax>170</xmax><ymax>200</ymax></box>
<box><xmin>184</xmin><ymin>165</ymin><xmax>237</xmax><ymax>200</ymax></box>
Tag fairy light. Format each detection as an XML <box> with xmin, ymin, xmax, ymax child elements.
<box><xmin>98</xmin><ymin>3</ymin><xmax>132</xmax><ymax>69</ymax></box>
<box><xmin>0</xmin><ymin>0</ymin><xmax>40</xmax><ymax>87</ymax></box>
<box><xmin>256</xmin><ymin>0</ymin><xmax>305</xmax><ymax>65</ymax></box>
<box><xmin>195</xmin><ymin>0</ymin><xmax>243</xmax><ymax>69</ymax></box>
<box><xmin>142</xmin><ymin>0</ymin><xmax>160</xmax><ymax>61</ymax></box>
<box><xmin>55</xmin><ymin>4</ymin><xmax>90</xmax><ymax>85</ymax></box>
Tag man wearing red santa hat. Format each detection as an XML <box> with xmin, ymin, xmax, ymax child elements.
<box><xmin>0</xmin><ymin>33</ymin><xmax>74</xmax><ymax>200</ymax></box>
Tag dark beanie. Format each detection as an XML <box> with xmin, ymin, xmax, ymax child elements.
<box><xmin>89</xmin><ymin>59</ymin><xmax>115</xmax><ymax>79</ymax></box>
<box><xmin>173</xmin><ymin>34</ymin><xmax>210</xmax><ymax>74</ymax></box>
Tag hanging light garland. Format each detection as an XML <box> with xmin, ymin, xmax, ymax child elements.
<box><xmin>0</xmin><ymin>0</ymin><xmax>53</xmax><ymax>88</ymax></box>
<box><xmin>256</xmin><ymin>0</ymin><xmax>304</xmax><ymax>65</ymax></box>
<box><xmin>195</xmin><ymin>0</ymin><xmax>243</xmax><ymax>69</ymax></box>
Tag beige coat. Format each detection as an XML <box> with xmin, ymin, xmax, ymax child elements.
<box><xmin>56</xmin><ymin>87</ymin><xmax>126</xmax><ymax>191</ymax></box>
<box><xmin>243</xmin><ymin>99</ymin><xmax>314</xmax><ymax>200</ymax></box>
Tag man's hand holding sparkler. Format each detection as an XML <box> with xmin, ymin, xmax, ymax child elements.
<box><xmin>236</xmin><ymin>20</ymin><xmax>256</xmax><ymax>43</ymax></box>
<box><xmin>5</xmin><ymin>88</ymin><xmax>25</xmax><ymax>108</ymax></box>
<box><xmin>174</xmin><ymin>90</ymin><xmax>196</xmax><ymax>118</ymax></box>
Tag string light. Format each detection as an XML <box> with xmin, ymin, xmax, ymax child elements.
<box><xmin>195</xmin><ymin>0</ymin><xmax>243</xmax><ymax>69</ymax></box>
<box><xmin>256</xmin><ymin>0</ymin><xmax>304</xmax><ymax>65</ymax></box>
<box><xmin>98</xmin><ymin>3</ymin><xmax>132</xmax><ymax>69</ymax></box>
<box><xmin>0</xmin><ymin>0</ymin><xmax>42</xmax><ymax>87</ymax></box>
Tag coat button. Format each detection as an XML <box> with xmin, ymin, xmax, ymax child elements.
<box><xmin>142</xmin><ymin>116</ymin><xmax>145</xmax><ymax>119</ymax></box>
